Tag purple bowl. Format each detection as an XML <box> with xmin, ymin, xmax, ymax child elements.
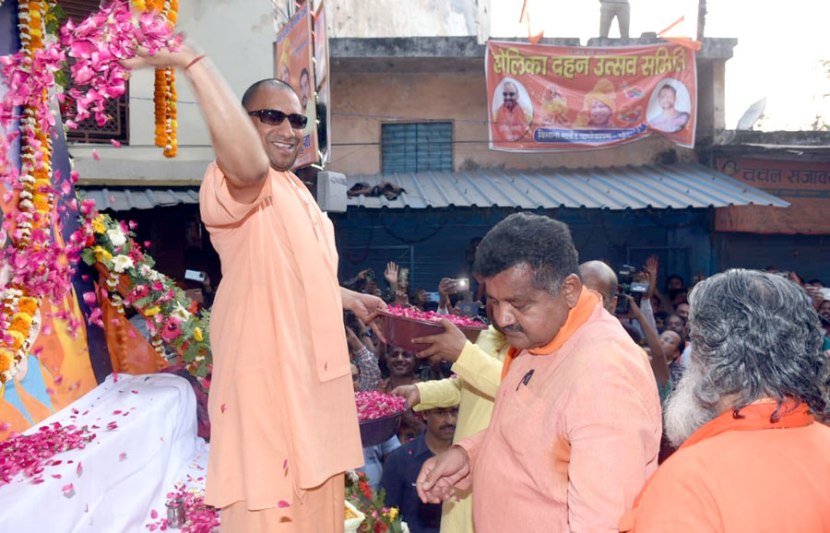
<box><xmin>359</xmin><ymin>411</ymin><xmax>404</xmax><ymax>447</ymax></box>
<box><xmin>379</xmin><ymin>311</ymin><xmax>487</xmax><ymax>352</ymax></box>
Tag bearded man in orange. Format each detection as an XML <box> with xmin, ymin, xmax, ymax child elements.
<box><xmin>126</xmin><ymin>44</ymin><xmax>385</xmax><ymax>532</ymax></box>
<box><xmin>493</xmin><ymin>81</ymin><xmax>531</xmax><ymax>143</ymax></box>
<box><xmin>621</xmin><ymin>269</ymin><xmax>830</xmax><ymax>532</ymax></box>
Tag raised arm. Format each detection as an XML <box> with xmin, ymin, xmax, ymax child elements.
<box><xmin>123</xmin><ymin>46</ymin><xmax>269</xmax><ymax>195</ymax></box>
<box><xmin>628</xmin><ymin>296</ymin><xmax>670</xmax><ymax>390</ymax></box>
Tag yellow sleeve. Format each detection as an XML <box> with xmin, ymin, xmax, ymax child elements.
<box><xmin>414</xmin><ymin>377</ymin><xmax>462</xmax><ymax>411</ymax></box>
<box><xmin>450</xmin><ymin>328</ymin><xmax>507</xmax><ymax>399</ymax></box>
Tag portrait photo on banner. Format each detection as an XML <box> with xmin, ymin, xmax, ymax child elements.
<box><xmin>646</xmin><ymin>78</ymin><xmax>692</xmax><ymax>134</ymax></box>
<box><xmin>491</xmin><ymin>77</ymin><xmax>534</xmax><ymax>143</ymax></box>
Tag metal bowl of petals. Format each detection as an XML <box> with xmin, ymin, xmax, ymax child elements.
<box><xmin>359</xmin><ymin>412</ymin><xmax>405</xmax><ymax>447</ymax></box>
<box><xmin>378</xmin><ymin>308</ymin><xmax>487</xmax><ymax>352</ymax></box>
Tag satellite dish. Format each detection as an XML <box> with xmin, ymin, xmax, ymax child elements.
<box><xmin>736</xmin><ymin>97</ymin><xmax>766</xmax><ymax>130</ymax></box>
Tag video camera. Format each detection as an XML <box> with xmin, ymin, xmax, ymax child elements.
<box><xmin>615</xmin><ymin>264</ymin><xmax>649</xmax><ymax>315</ymax></box>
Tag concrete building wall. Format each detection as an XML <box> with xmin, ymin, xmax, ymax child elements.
<box><xmin>327</xmin><ymin>69</ymin><xmax>696</xmax><ymax>175</ymax></box>
<box><xmin>328</xmin><ymin>0</ymin><xmax>481</xmax><ymax>39</ymax></box>
<box><xmin>72</xmin><ymin>0</ymin><xmax>275</xmax><ymax>164</ymax></box>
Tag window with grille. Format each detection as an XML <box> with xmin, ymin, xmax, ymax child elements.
<box><xmin>381</xmin><ymin>122</ymin><xmax>453</xmax><ymax>173</ymax></box>
<box><xmin>61</xmin><ymin>0</ymin><xmax>130</xmax><ymax>145</ymax></box>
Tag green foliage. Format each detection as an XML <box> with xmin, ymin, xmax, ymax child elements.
<box><xmin>81</xmin><ymin>211</ymin><xmax>213</xmax><ymax>383</ymax></box>
<box><xmin>345</xmin><ymin>471</ymin><xmax>405</xmax><ymax>533</ymax></box>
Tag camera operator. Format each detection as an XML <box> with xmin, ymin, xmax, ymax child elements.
<box><xmin>436</xmin><ymin>277</ymin><xmax>470</xmax><ymax>315</ymax></box>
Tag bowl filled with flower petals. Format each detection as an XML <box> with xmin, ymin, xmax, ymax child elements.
<box><xmin>379</xmin><ymin>306</ymin><xmax>488</xmax><ymax>352</ymax></box>
<box><xmin>355</xmin><ymin>391</ymin><xmax>407</xmax><ymax>446</ymax></box>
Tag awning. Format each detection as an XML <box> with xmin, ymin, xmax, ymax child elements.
<box><xmin>345</xmin><ymin>163</ymin><xmax>790</xmax><ymax>210</ymax></box>
<box><xmin>77</xmin><ymin>187</ymin><xmax>200</xmax><ymax>211</ymax></box>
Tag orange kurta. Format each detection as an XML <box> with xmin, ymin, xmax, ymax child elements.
<box><xmin>620</xmin><ymin>402</ymin><xmax>830</xmax><ymax>532</ymax></box>
<box><xmin>200</xmin><ymin>163</ymin><xmax>363</xmax><ymax>511</ymax></box>
<box><xmin>493</xmin><ymin>105</ymin><xmax>531</xmax><ymax>142</ymax></box>
<box><xmin>458</xmin><ymin>290</ymin><xmax>662</xmax><ymax>532</ymax></box>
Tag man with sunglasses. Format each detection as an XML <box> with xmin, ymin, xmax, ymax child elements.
<box><xmin>125</xmin><ymin>44</ymin><xmax>385</xmax><ymax>533</ymax></box>
<box><xmin>492</xmin><ymin>80</ymin><xmax>532</xmax><ymax>143</ymax></box>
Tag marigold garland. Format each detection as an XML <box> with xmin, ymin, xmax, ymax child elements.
<box><xmin>142</xmin><ymin>0</ymin><xmax>179</xmax><ymax>158</ymax></box>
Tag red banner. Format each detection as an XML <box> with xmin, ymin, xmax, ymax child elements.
<box><xmin>486</xmin><ymin>41</ymin><xmax>697</xmax><ymax>151</ymax></box>
<box><xmin>714</xmin><ymin>157</ymin><xmax>830</xmax><ymax>235</ymax></box>
<box><xmin>275</xmin><ymin>3</ymin><xmax>318</xmax><ymax>169</ymax></box>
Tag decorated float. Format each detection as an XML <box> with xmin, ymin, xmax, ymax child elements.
<box><xmin>0</xmin><ymin>2</ymin><xmax>409</xmax><ymax>531</ymax></box>
<box><xmin>0</xmin><ymin>1</ymin><xmax>218</xmax><ymax>530</ymax></box>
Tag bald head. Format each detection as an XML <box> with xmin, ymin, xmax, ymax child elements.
<box><xmin>241</xmin><ymin>78</ymin><xmax>297</xmax><ymax>111</ymax></box>
<box><xmin>579</xmin><ymin>260</ymin><xmax>618</xmax><ymax>312</ymax></box>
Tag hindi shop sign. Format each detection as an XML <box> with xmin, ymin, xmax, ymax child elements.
<box><xmin>485</xmin><ymin>41</ymin><xmax>697</xmax><ymax>152</ymax></box>
<box><xmin>714</xmin><ymin>157</ymin><xmax>830</xmax><ymax>235</ymax></box>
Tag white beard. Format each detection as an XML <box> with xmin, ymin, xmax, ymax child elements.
<box><xmin>664</xmin><ymin>362</ymin><xmax>720</xmax><ymax>448</ymax></box>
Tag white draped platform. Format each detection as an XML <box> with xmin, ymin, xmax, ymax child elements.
<box><xmin>0</xmin><ymin>373</ymin><xmax>208</xmax><ymax>532</ymax></box>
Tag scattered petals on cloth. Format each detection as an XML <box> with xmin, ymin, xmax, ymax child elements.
<box><xmin>0</xmin><ymin>423</ymin><xmax>94</xmax><ymax>486</ymax></box>
<box><xmin>145</xmin><ymin>482</ymin><xmax>220</xmax><ymax>532</ymax></box>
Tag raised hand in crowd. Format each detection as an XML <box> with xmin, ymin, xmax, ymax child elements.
<box><xmin>624</xmin><ymin>295</ymin><xmax>670</xmax><ymax>392</ymax></box>
<box><xmin>644</xmin><ymin>255</ymin><xmax>658</xmax><ymax>298</ymax></box>
<box><xmin>390</xmin><ymin>384</ymin><xmax>421</xmax><ymax>409</ymax></box>
<box><xmin>385</xmin><ymin>261</ymin><xmax>400</xmax><ymax>291</ymax></box>
<box><xmin>412</xmin><ymin>319</ymin><xmax>468</xmax><ymax>364</ymax></box>
<box><xmin>437</xmin><ymin>277</ymin><xmax>460</xmax><ymax>313</ymax></box>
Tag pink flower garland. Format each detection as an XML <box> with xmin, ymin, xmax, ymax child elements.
<box><xmin>0</xmin><ymin>1</ymin><xmax>181</xmax><ymax>321</ymax></box>
<box><xmin>60</xmin><ymin>0</ymin><xmax>182</xmax><ymax>128</ymax></box>
<box><xmin>0</xmin><ymin>422</ymin><xmax>94</xmax><ymax>486</ymax></box>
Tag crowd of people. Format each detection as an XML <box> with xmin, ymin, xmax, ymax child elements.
<box><xmin>133</xmin><ymin>38</ymin><xmax>830</xmax><ymax>533</ymax></box>
<box><xmin>342</xmin><ymin>241</ymin><xmax>830</xmax><ymax>533</ymax></box>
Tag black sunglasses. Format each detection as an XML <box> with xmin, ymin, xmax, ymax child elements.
<box><xmin>248</xmin><ymin>109</ymin><xmax>308</xmax><ymax>129</ymax></box>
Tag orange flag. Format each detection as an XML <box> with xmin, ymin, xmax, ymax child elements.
<box><xmin>657</xmin><ymin>0</ymin><xmax>702</xmax><ymax>51</ymax></box>
<box><xmin>519</xmin><ymin>0</ymin><xmax>544</xmax><ymax>45</ymax></box>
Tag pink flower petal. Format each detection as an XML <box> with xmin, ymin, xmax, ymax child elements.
<box><xmin>91</xmin><ymin>149</ymin><xmax>100</xmax><ymax>161</ymax></box>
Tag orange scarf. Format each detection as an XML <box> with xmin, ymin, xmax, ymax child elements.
<box><xmin>679</xmin><ymin>399</ymin><xmax>814</xmax><ymax>450</ymax></box>
<box><xmin>501</xmin><ymin>289</ymin><xmax>601</xmax><ymax>379</ymax></box>
<box><xmin>619</xmin><ymin>399</ymin><xmax>815</xmax><ymax>531</ymax></box>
